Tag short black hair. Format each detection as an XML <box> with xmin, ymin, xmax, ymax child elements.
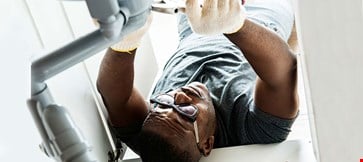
<box><xmin>138</xmin><ymin>128</ymin><xmax>198</xmax><ymax>162</ymax></box>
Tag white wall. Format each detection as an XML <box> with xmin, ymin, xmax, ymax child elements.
<box><xmin>294</xmin><ymin>0</ymin><xmax>363</xmax><ymax>161</ymax></box>
<box><xmin>0</xmin><ymin>0</ymin><xmax>47</xmax><ymax>161</ymax></box>
<box><xmin>1</xmin><ymin>0</ymin><xmax>160</xmax><ymax>161</ymax></box>
<box><xmin>2</xmin><ymin>0</ymin><xmax>109</xmax><ymax>161</ymax></box>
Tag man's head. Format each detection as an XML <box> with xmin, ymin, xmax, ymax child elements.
<box><xmin>139</xmin><ymin>82</ymin><xmax>216</xmax><ymax>162</ymax></box>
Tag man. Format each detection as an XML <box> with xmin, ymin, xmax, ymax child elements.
<box><xmin>97</xmin><ymin>0</ymin><xmax>299</xmax><ymax>161</ymax></box>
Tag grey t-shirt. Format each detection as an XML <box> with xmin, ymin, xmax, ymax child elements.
<box><xmin>151</xmin><ymin>33</ymin><xmax>296</xmax><ymax>148</ymax></box>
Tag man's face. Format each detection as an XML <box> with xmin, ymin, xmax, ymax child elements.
<box><xmin>142</xmin><ymin>81</ymin><xmax>214</xmax><ymax>157</ymax></box>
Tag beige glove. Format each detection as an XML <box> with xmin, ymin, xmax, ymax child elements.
<box><xmin>185</xmin><ymin>0</ymin><xmax>247</xmax><ymax>35</ymax></box>
<box><xmin>110</xmin><ymin>15</ymin><xmax>153</xmax><ymax>53</ymax></box>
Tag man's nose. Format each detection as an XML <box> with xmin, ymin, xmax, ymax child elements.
<box><xmin>174</xmin><ymin>91</ymin><xmax>192</xmax><ymax>105</ymax></box>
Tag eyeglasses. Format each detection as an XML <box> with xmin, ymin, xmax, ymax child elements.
<box><xmin>150</xmin><ymin>94</ymin><xmax>200</xmax><ymax>143</ymax></box>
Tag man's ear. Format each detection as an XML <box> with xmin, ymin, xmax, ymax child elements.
<box><xmin>200</xmin><ymin>136</ymin><xmax>214</xmax><ymax>156</ymax></box>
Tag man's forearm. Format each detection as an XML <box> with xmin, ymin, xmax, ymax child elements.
<box><xmin>225</xmin><ymin>19</ymin><xmax>297</xmax><ymax>87</ymax></box>
<box><xmin>97</xmin><ymin>48</ymin><xmax>136</xmax><ymax>109</ymax></box>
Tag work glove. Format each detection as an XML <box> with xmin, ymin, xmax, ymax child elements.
<box><xmin>110</xmin><ymin>14</ymin><xmax>153</xmax><ymax>53</ymax></box>
<box><xmin>185</xmin><ymin>0</ymin><xmax>247</xmax><ymax>35</ymax></box>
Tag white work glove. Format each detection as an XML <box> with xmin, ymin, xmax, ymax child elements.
<box><xmin>185</xmin><ymin>0</ymin><xmax>247</xmax><ymax>35</ymax></box>
<box><xmin>110</xmin><ymin>15</ymin><xmax>153</xmax><ymax>53</ymax></box>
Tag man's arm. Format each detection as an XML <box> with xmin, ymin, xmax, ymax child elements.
<box><xmin>96</xmin><ymin>15</ymin><xmax>152</xmax><ymax>127</ymax></box>
<box><xmin>225</xmin><ymin>19</ymin><xmax>299</xmax><ymax>119</ymax></box>
<box><xmin>97</xmin><ymin>49</ymin><xmax>149</xmax><ymax>127</ymax></box>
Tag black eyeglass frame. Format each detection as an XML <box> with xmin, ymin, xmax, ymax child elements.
<box><xmin>150</xmin><ymin>94</ymin><xmax>199</xmax><ymax>122</ymax></box>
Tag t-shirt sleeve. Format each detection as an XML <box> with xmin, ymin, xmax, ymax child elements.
<box><xmin>236</xmin><ymin>99</ymin><xmax>298</xmax><ymax>144</ymax></box>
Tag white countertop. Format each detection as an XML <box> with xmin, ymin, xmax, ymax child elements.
<box><xmin>122</xmin><ymin>139</ymin><xmax>316</xmax><ymax>162</ymax></box>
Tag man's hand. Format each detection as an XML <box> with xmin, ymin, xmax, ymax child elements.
<box><xmin>110</xmin><ymin>14</ymin><xmax>153</xmax><ymax>53</ymax></box>
<box><xmin>185</xmin><ymin>0</ymin><xmax>247</xmax><ymax>35</ymax></box>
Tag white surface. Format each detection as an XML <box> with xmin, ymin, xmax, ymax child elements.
<box><xmin>200</xmin><ymin>140</ymin><xmax>315</xmax><ymax>162</ymax></box>
<box><xmin>294</xmin><ymin>0</ymin><xmax>363</xmax><ymax>161</ymax></box>
<box><xmin>122</xmin><ymin>140</ymin><xmax>316</xmax><ymax>162</ymax></box>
